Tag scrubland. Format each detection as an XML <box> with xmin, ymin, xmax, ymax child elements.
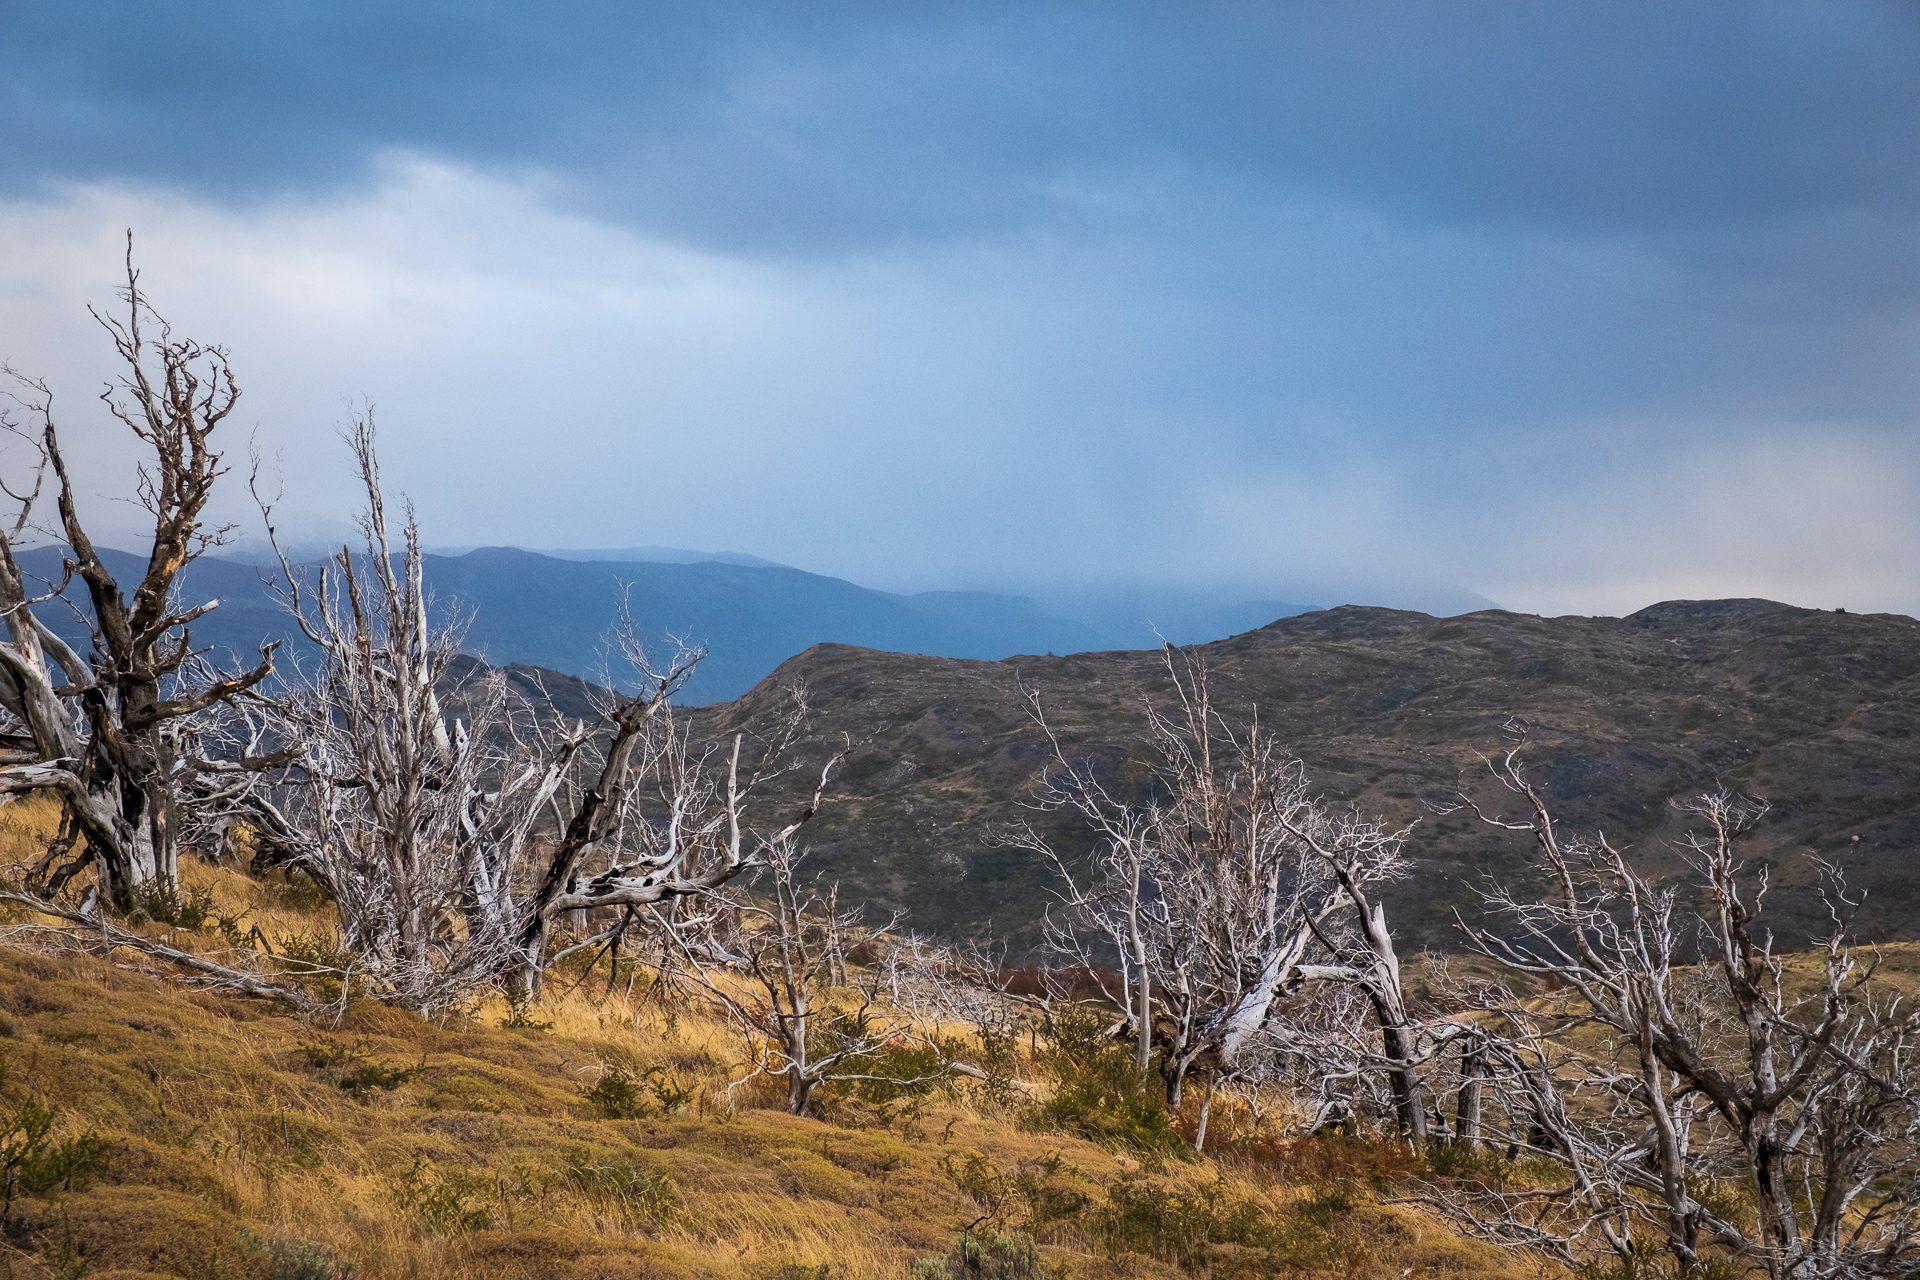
<box><xmin>0</xmin><ymin>795</ymin><xmax>1543</xmax><ymax>1280</ymax></box>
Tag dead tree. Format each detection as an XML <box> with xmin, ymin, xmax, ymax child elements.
<box><xmin>675</xmin><ymin>837</ymin><xmax>937</xmax><ymax>1116</ymax></box>
<box><xmin>0</xmin><ymin>246</ymin><xmax>276</xmax><ymax>906</ymax></box>
<box><xmin>506</xmin><ymin>647</ymin><xmax>843</xmax><ymax>999</ymax></box>
<box><xmin>239</xmin><ymin>417</ymin><xmax>843</xmax><ymax>1011</ymax></box>
<box><xmin>1283</xmin><ymin>800</ymin><xmax>1431</xmax><ymax>1143</ymax></box>
<box><xmin>1023</xmin><ymin>648</ymin><xmax>1414</xmax><ymax>1139</ymax></box>
<box><xmin>1434</xmin><ymin>739</ymin><xmax>1920</xmax><ymax>1279</ymax></box>
<box><xmin>241</xmin><ymin>418</ymin><xmax>532</xmax><ymax>1010</ymax></box>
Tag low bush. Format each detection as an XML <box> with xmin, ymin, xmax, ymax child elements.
<box><xmin>1024</xmin><ymin>1006</ymin><xmax>1190</xmax><ymax>1163</ymax></box>
<box><xmin>1092</xmin><ymin>1176</ymin><xmax>1353</xmax><ymax>1276</ymax></box>
<box><xmin>17</xmin><ymin>1130</ymin><xmax>113</xmax><ymax>1198</ymax></box>
<box><xmin>581</xmin><ymin>1059</ymin><xmax>692</xmax><ymax>1120</ymax></box>
<box><xmin>241</xmin><ymin>1227</ymin><xmax>359</xmax><ymax>1280</ymax></box>
<box><xmin>959</xmin><ymin>1026</ymin><xmax>1022</xmax><ymax>1109</ymax></box>
<box><xmin>0</xmin><ymin>1090</ymin><xmax>56</xmax><ymax>1216</ymax></box>
<box><xmin>764</xmin><ymin>1264</ymin><xmax>835</xmax><ymax>1280</ymax></box>
<box><xmin>1</xmin><ymin>1060</ymin><xmax>112</xmax><ymax>1220</ymax></box>
<box><xmin>300</xmin><ymin>1035</ymin><xmax>424</xmax><ymax>1097</ymax></box>
<box><xmin>395</xmin><ymin>1156</ymin><xmax>496</xmax><ymax>1237</ymax></box>
<box><xmin>908</xmin><ymin>1230</ymin><xmax>1050</xmax><ymax>1280</ymax></box>
<box><xmin>939</xmin><ymin>1151</ymin><xmax>1089</xmax><ymax>1239</ymax></box>
<box><xmin>276</xmin><ymin>932</ymin><xmax>362</xmax><ymax>1002</ymax></box>
<box><xmin>1573</xmin><ymin>1242</ymin><xmax>1745</xmax><ymax>1280</ymax></box>
<box><xmin>497</xmin><ymin>987</ymin><xmax>555</xmax><ymax>1031</ymax></box>
<box><xmin>819</xmin><ymin>1037</ymin><xmax>958</xmax><ymax>1130</ymax></box>
<box><xmin>121</xmin><ymin>876</ymin><xmax>219</xmax><ymax>930</ymax></box>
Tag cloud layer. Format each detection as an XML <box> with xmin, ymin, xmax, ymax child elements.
<box><xmin>2</xmin><ymin>2</ymin><xmax>1917</xmax><ymax>617</ymax></box>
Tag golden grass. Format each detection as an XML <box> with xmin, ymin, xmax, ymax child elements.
<box><xmin>0</xmin><ymin>804</ymin><xmax>1544</xmax><ymax>1280</ymax></box>
<box><xmin>0</xmin><ymin>792</ymin><xmax>73</xmax><ymax>877</ymax></box>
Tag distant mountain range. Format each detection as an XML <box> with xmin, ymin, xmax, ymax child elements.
<box><xmin>419</xmin><ymin>548</ymin><xmax>1124</xmax><ymax>702</ymax></box>
<box><xmin>434</xmin><ymin>545</ymin><xmax>789</xmax><ymax>570</ymax></box>
<box><xmin>15</xmin><ymin>544</ymin><xmax>1315</xmax><ymax>702</ymax></box>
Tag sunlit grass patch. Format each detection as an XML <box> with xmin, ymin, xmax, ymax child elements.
<box><xmin>0</xmin><ymin>840</ymin><xmax>1548</xmax><ymax>1280</ymax></box>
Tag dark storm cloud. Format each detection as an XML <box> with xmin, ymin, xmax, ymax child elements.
<box><xmin>3</xmin><ymin>2</ymin><xmax>1918</xmax><ymax>619</ymax></box>
<box><xmin>7</xmin><ymin>2</ymin><xmax>1920</xmax><ymax>253</ymax></box>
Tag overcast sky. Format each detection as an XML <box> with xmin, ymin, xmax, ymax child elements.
<box><xmin>2</xmin><ymin>1</ymin><xmax>1917</xmax><ymax>618</ymax></box>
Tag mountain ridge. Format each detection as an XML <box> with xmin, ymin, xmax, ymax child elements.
<box><xmin>695</xmin><ymin>596</ymin><xmax>1920</xmax><ymax>952</ymax></box>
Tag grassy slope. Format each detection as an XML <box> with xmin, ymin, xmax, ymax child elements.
<box><xmin>0</xmin><ymin>842</ymin><xmax>1533</xmax><ymax>1279</ymax></box>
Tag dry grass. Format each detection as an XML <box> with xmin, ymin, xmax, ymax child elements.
<box><xmin>0</xmin><ymin>793</ymin><xmax>72</xmax><ymax>873</ymax></box>
<box><xmin>0</xmin><ymin>807</ymin><xmax>1544</xmax><ymax>1280</ymax></box>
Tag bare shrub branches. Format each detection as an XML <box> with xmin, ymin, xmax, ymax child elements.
<box><xmin>1429</xmin><ymin>736</ymin><xmax>1920</xmax><ymax>1279</ymax></box>
<box><xmin>0</xmin><ymin>239</ymin><xmax>276</xmax><ymax>905</ymax></box>
<box><xmin>670</xmin><ymin>838</ymin><xmax>942</xmax><ymax>1116</ymax></box>
<box><xmin>232</xmin><ymin>416</ymin><xmax>846</xmax><ymax>1013</ymax></box>
<box><xmin>1023</xmin><ymin>647</ymin><xmax>1420</xmax><ymax>1142</ymax></box>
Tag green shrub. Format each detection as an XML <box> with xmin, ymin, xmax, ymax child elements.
<box><xmin>968</xmin><ymin>1027</ymin><xmax>1021</xmax><ymax>1108</ymax></box>
<box><xmin>581</xmin><ymin>1060</ymin><xmax>691</xmax><ymax>1120</ymax></box>
<box><xmin>815</xmin><ymin>1037</ymin><xmax>958</xmax><ymax>1130</ymax></box>
<box><xmin>1</xmin><ymin>1092</ymin><xmax>55</xmax><ymax>1216</ymax></box>
<box><xmin>763</xmin><ymin>1262</ymin><xmax>833</xmax><ymax>1280</ymax></box>
<box><xmin>122</xmin><ymin>877</ymin><xmax>217</xmax><ymax>929</ymax></box>
<box><xmin>1025</xmin><ymin>1006</ymin><xmax>1190</xmax><ymax>1163</ymax></box>
<box><xmin>276</xmin><ymin>932</ymin><xmax>361</xmax><ymax>1002</ymax></box>
<box><xmin>211</xmin><ymin>907</ymin><xmax>256</xmax><ymax>948</ymax></box>
<box><xmin>241</xmin><ymin>1227</ymin><xmax>358</xmax><ymax>1280</ymax></box>
<box><xmin>18</xmin><ymin>1131</ymin><xmax>113</xmax><ymax>1196</ymax></box>
<box><xmin>561</xmin><ymin>1149</ymin><xmax>681</xmax><ymax>1227</ymax></box>
<box><xmin>939</xmin><ymin>1152</ymin><xmax>1089</xmax><ymax>1238</ymax></box>
<box><xmin>844</xmin><ymin>1040</ymin><xmax>952</xmax><ymax>1107</ymax></box>
<box><xmin>1089</xmin><ymin>1177</ymin><xmax>1354</xmax><ymax>1276</ymax></box>
<box><xmin>498</xmin><ymin>987</ymin><xmax>555</xmax><ymax>1031</ymax></box>
<box><xmin>335</xmin><ymin>1057</ymin><xmax>424</xmax><ymax>1096</ymax></box>
<box><xmin>1285</xmin><ymin>1182</ymin><xmax>1353</xmax><ymax>1230</ymax></box>
<box><xmin>1418</xmin><ymin>1137</ymin><xmax>1502</xmax><ymax>1181</ymax></box>
<box><xmin>300</xmin><ymin>1036</ymin><xmax>423</xmax><ymax>1097</ymax></box>
<box><xmin>1574</xmin><ymin>1242</ymin><xmax>1745</xmax><ymax>1280</ymax></box>
<box><xmin>395</xmin><ymin>1156</ymin><xmax>495</xmax><ymax>1236</ymax></box>
<box><xmin>1</xmin><ymin>1084</ymin><xmax>111</xmax><ymax>1218</ymax></box>
<box><xmin>909</xmin><ymin>1231</ymin><xmax>1049</xmax><ymax>1280</ymax></box>
<box><xmin>1094</xmin><ymin>1179</ymin><xmax>1257</xmax><ymax>1272</ymax></box>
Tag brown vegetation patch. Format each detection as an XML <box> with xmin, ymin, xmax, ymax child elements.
<box><xmin>0</xmin><ymin>843</ymin><xmax>1546</xmax><ymax>1279</ymax></box>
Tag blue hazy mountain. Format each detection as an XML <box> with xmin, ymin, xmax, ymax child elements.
<box><xmin>17</xmin><ymin>545</ymin><xmax>301</xmax><ymax>673</ymax></box>
<box><xmin>432</xmin><ymin>545</ymin><xmax>789</xmax><ymax>570</ymax></box>
<box><xmin>419</xmin><ymin>547</ymin><xmax>1115</xmax><ymax>702</ymax></box>
<box><xmin>16</xmin><ymin>545</ymin><xmax>1135</xmax><ymax>703</ymax></box>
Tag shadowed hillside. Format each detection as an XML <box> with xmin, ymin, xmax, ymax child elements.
<box><xmin>699</xmin><ymin>599</ymin><xmax>1920</xmax><ymax>951</ymax></box>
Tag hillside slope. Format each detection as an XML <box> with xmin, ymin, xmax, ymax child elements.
<box><xmin>699</xmin><ymin>599</ymin><xmax>1920</xmax><ymax>950</ymax></box>
<box><xmin>0</xmin><ymin>849</ymin><xmax>1530</xmax><ymax>1280</ymax></box>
